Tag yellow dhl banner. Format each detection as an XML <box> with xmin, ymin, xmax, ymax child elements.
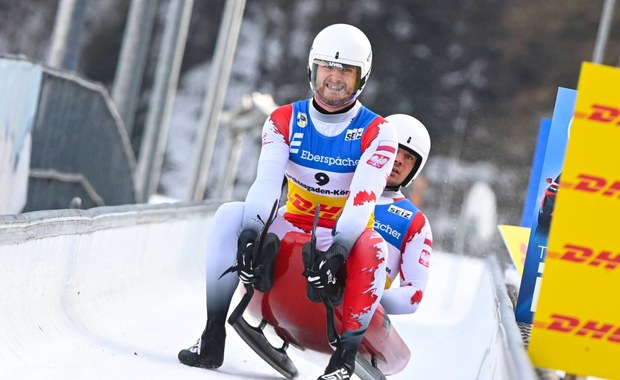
<box><xmin>529</xmin><ymin>62</ymin><xmax>620</xmax><ymax>379</ymax></box>
<box><xmin>497</xmin><ymin>224</ymin><xmax>530</xmax><ymax>277</ymax></box>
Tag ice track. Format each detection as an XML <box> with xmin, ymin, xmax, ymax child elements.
<box><xmin>0</xmin><ymin>202</ymin><xmax>533</xmax><ymax>380</ymax></box>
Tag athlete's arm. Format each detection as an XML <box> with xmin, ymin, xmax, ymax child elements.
<box><xmin>381</xmin><ymin>213</ymin><xmax>432</xmax><ymax>314</ymax></box>
<box><xmin>242</xmin><ymin>105</ymin><xmax>292</xmax><ymax>231</ymax></box>
<box><xmin>333</xmin><ymin>117</ymin><xmax>397</xmax><ymax>250</ymax></box>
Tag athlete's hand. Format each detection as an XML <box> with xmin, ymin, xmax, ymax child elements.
<box><xmin>305</xmin><ymin>243</ymin><xmax>347</xmax><ymax>289</ymax></box>
<box><xmin>236</xmin><ymin>228</ymin><xmax>258</xmax><ymax>285</ymax></box>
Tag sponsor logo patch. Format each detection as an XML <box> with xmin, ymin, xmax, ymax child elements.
<box><xmin>388</xmin><ymin>204</ymin><xmax>413</xmax><ymax>219</ymax></box>
<box><xmin>373</xmin><ymin>221</ymin><xmax>402</xmax><ymax>239</ymax></box>
<box><xmin>299</xmin><ymin>150</ymin><xmax>358</xmax><ymax>167</ymax></box>
<box><xmin>367</xmin><ymin>153</ymin><xmax>390</xmax><ymax>168</ymax></box>
<box><xmin>344</xmin><ymin>128</ymin><xmax>364</xmax><ymax>141</ymax></box>
<box><xmin>297</xmin><ymin>112</ymin><xmax>308</xmax><ymax>128</ymax></box>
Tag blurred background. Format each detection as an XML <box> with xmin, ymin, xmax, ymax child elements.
<box><xmin>1</xmin><ymin>0</ymin><xmax>618</xmax><ymax>255</ymax></box>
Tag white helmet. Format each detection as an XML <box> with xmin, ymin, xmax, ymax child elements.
<box><xmin>308</xmin><ymin>24</ymin><xmax>372</xmax><ymax>105</ymax></box>
<box><xmin>385</xmin><ymin>114</ymin><xmax>431</xmax><ymax>187</ymax></box>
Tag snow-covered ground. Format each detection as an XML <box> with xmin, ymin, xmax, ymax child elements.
<box><xmin>0</xmin><ymin>203</ymin><xmax>525</xmax><ymax>380</ymax></box>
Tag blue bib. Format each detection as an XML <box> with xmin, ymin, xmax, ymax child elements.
<box><xmin>374</xmin><ymin>199</ymin><xmax>420</xmax><ymax>251</ymax></box>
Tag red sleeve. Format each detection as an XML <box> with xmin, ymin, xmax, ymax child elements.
<box><xmin>268</xmin><ymin>104</ymin><xmax>293</xmax><ymax>145</ymax></box>
<box><xmin>402</xmin><ymin>212</ymin><xmax>429</xmax><ymax>254</ymax></box>
<box><xmin>360</xmin><ymin>116</ymin><xmax>389</xmax><ymax>153</ymax></box>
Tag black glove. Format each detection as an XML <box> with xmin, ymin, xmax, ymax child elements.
<box><xmin>236</xmin><ymin>228</ymin><xmax>258</xmax><ymax>285</ymax></box>
<box><xmin>305</xmin><ymin>243</ymin><xmax>347</xmax><ymax>290</ymax></box>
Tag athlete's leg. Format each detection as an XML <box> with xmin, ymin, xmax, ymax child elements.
<box><xmin>205</xmin><ymin>201</ymin><xmax>245</xmax><ymax>320</ymax></box>
<box><xmin>179</xmin><ymin>201</ymin><xmax>245</xmax><ymax>368</ymax></box>
<box><xmin>320</xmin><ymin>228</ymin><xmax>387</xmax><ymax>379</ymax></box>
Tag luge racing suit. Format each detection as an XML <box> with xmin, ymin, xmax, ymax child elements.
<box><xmin>205</xmin><ymin>98</ymin><xmax>397</xmax><ymax>336</ymax></box>
<box><xmin>374</xmin><ymin>190</ymin><xmax>432</xmax><ymax>315</ymax></box>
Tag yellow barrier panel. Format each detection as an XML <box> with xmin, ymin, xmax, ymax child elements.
<box><xmin>498</xmin><ymin>224</ymin><xmax>530</xmax><ymax>277</ymax></box>
<box><xmin>529</xmin><ymin>62</ymin><xmax>620</xmax><ymax>379</ymax></box>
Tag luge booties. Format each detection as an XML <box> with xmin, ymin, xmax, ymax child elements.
<box><xmin>317</xmin><ymin>343</ymin><xmax>357</xmax><ymax>379</ymax></box>
<box><xmin>178</xmin><ymin>319</ymin><xmax>226</xmax><ymax>369</ymax></box>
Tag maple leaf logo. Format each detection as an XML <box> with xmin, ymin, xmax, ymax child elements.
<box><xmin>353</xmin><ymin>190</ymin><xmax>376</xmax><ymax>206</ymax></box>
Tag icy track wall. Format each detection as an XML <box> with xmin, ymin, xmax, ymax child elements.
<box><xmin>0</xmin><ymin>201</ymin><xmax>535</xmax><ymax>379</ymax></box>
<box><xmin>0</xmin><ymin>201</ymin><xmax>218</xmax><ymax>378</ymax></box>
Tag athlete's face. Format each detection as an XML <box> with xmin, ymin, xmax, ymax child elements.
<box><xmin>313</xmin><ymin>60</ymin><xmax>360</xmax><ymax>111</ymax></box>
<box><xmin>387</xmin><ymin>148</ymin><xmax>417</xmax><ymax>187</ymax></box>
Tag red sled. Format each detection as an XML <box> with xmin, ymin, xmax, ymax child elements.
<box><xmin>228</xmin><ymin>231</ymin><xmax>411</xmax><ymax>380</ymax></box>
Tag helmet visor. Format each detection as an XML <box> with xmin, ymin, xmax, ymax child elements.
<box><xmin>310</xmin><ymin>59</ymin><xmax>362</xmax><ymax>107</ymax></box>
